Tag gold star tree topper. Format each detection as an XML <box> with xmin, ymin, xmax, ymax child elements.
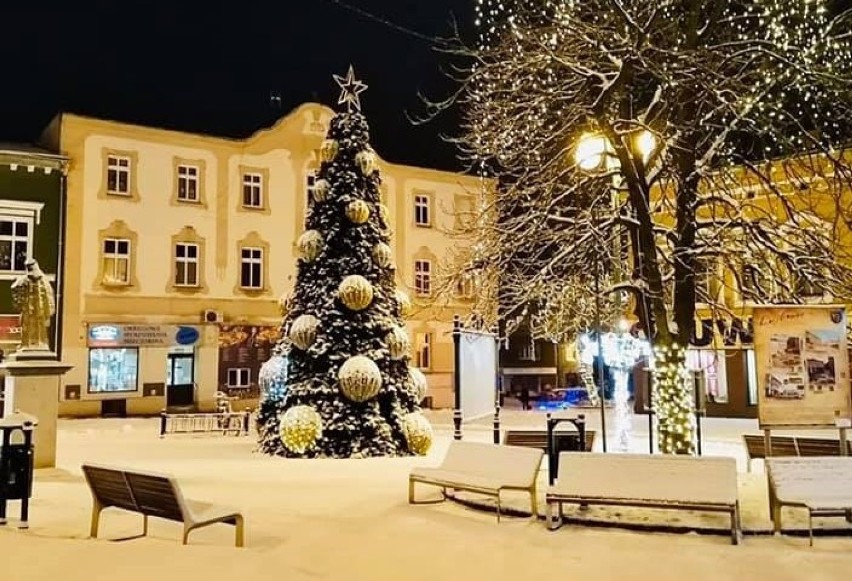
<box><xmin>333</xmin><ymin>66</ymin><xmax>368</xmax><ymax>112</ymax></box>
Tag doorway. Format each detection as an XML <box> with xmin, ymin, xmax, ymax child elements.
<box><xmin>167</xmin><ymin>347</ymin><xmax>195</xmax><ymax>407</ymax></box>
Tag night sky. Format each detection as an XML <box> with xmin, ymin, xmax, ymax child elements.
<box><xmin>1</xmin><ymin>1</ymin><xmax>473</xmax><ymax>170</ymax></box>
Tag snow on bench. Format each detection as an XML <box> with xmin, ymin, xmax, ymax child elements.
<box><xmin>766</xmin><ymin>457</ymin><xmax>852</xmax><ymax>546</ymax></box>
<box><xmin>545</xmin><ymin>452</ymin><xmax>742</xmax><ymax>544</ymax></box>
<box><xmin>408</xmin><ymin>441</ymin><xmax>544</xmax><ymax>522</ymax></box>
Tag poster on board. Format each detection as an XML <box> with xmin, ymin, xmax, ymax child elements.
<box><xmin>754</xmin><ymin>305</ymin><xmax>851</xmax><ymax>428</ymax></box>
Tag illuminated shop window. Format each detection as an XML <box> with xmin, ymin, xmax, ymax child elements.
<box><xmin>88</xmin><ymin>348</ymin><xmax>139</xmax><ymax>393</ymax></box>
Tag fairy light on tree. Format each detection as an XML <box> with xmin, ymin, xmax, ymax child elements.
<box><xmin>445</xmin><ymin>0</ymin><xmax>852</xmax><ymax>454</ymax></box>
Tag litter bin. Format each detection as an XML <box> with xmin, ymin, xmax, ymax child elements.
<box><xmin>546</xmin><ymin>414</ymin><xmax>586</xmax><ymax>484</ymax></box>
<box><xmin>0</xmin><ymin>411</ymin><xmax>37</xmax><ymax>529</ymax></box>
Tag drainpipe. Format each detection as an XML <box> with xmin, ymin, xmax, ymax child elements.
<box><xmin>54</xmin><ymin>165</ymin><xmax>68</xmax><ymax>360</ymax></box>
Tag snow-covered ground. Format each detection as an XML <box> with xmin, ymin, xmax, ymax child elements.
<box><xmin>2</xmin><ymin>413</ymin><xmax>851</xmax><ymax>581</ymax></box>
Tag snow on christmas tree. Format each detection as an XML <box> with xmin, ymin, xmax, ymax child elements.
<box><xmin>256</xmin><ymin>67</ymin><xmax>433</xmax><ymax>458</ymax></box>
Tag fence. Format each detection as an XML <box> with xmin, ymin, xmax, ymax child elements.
<box><xmin>159</xmin><ymin>410</ymin><xmax>252</xmax><ymax>437</ymax></box>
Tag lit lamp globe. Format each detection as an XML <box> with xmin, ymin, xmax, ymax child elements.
<box><xmin>409</xmin><ymin>367</ymin><xmax>428</xmax><ymax>402</ymax></box>
<box><xmin>313</xmin><ymin>179</ymin><xmax>331</xmax><ymax>203</ymax></box>
<box><xmin>338</xmin><ymin>275</ymin><xmax>374</xmax><ymax>311</ymax></box>
<box><xmin>402</xmin><ymin>412</ymin><xmax>433</xmax><ymax>456</ymax></box>
<box><xmin>297</xmin><ymin>230</ymin><xmax>324</xmax><ymax>263</ymax></box>
<box><xmin>320</xmin><ymin>139</ymin><xmax>339</xmax><ymax>163</ymax></box>
<box><xmin>385</xmin><ymin>326</ymin><xmax>410</xmax><ymax>360</ymax></box>
<box><xmin>289</xmin><ymin>314</ymin><xmax>319</xmax><ymax>351</ymax></box>
<box><xmin>346</xmin><ymin>200</ymin><xmax>371</xmax><ymax>225</ymax></box>
<box><xmin>338</xmin><ymin>355</ymin><xmax>383</xmax><ymax>402</ymax></box>
<box><xmin>394</xmin><ymin>289</ymin><xmax>412</xmax><ymax>317</ymax></box>
<box><xmin>279</xmin><ymin>405</ymin><xmax>322</xmax><ymax>454</ymax></box>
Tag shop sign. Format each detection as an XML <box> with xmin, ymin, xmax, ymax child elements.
<box><xmin>88</xmin><ymin>324</ymin><xmax>202</xmax><ymax>347</ymax></box>
<box><xmin>0</xmin><ymin>315</ymin><xmax>22</xmax><ymax>343</ymax></box>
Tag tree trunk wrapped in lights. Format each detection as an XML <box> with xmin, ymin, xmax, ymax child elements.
<box><xmin>652</xmin><ymin>342</ymin><xmax>696</xmax><ymax>455</ymax></box>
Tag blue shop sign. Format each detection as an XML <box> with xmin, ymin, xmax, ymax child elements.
<box><xmin>88</xmin><ymin>324</ymin><xmax>203</xmax><ymax>347</ymax></box>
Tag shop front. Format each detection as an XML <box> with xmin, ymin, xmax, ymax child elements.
<box><xmin>217</xmin><ymin>324</ymin><xmax>281</xmax><ymax>406</ymax></box>
<box><xmin>632</xmin><ymin>316</ymin><xmax>759</xmax><ymax>419</ymax></box>
<box><xmin>60</xmin><ymin>323</ymin><xmax>219</xmax><ymax>417</ymax></box>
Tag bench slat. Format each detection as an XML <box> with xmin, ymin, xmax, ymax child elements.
<box><xmin>82</xmin><ymin>465</ymin><xmax>138</xmax><ymax>512</ymax></box>
<box><xmin>125</xmin><ymin>473</ymin><xmax>184</xmax><ymax>522</ymax></box>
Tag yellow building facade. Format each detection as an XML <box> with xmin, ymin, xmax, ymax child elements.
<box><xmin>40</xmin><ymin>103</ymin><xmax>478</xmax><ymax>417</ymax></box>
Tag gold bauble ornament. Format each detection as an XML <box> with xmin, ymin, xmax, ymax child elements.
<box><xmin>395</xmin><ymin>289</ymin><xmax>412</xmax><ymax>316</ymax></box>
<box><xmin>297</xmin><ymin>230</ymin><xmax>324</xmax><ymax>262</ymax></box>
<box><xmin>320</xmin><ymin>139</ymin><xmax>339</xmax><ymax>162</ymax></box>
<box><xmin>409</xmin><ymin>367</ymin><xmax>428</xmax><ymax>402</ymax></box>
<box><xmin>338</xmin><ymin>355</ymin><xmax>382</xmax><ymax>402</ymax></box>
<box><xmin>313</xmin><ymin>179</ymin><xmax>331</xmax><ymax>203</ymax></box>
<box><xmin>372</xmin><ymin>243</ymin><xmax>393</xmax><ymax>268</ymax></box>
<box><xmin>402</xmin><ymin>412</ymin><xmax>433</xmax><ymax>456</ymax></box>
<box><xmin>279</xmin><ymin>405</ymin><xmax>322</xmax><ymax>454</ymax></box>
<box><xmin>355</xmin><ymin>149</ymin><xmax>378</xmax><ymax>176</ymax></box>
<box><xmin>346</xmin><ymin>200</ymin><xmax>371</xmax><ymax>224</ymax></box>
<box><xmin>289</xmin><ymin>314</ymin><xmax>319</xmax><ymax>351</ymax></box>
<box><xmin>385</xmin><ymin>326</ymin><xmax>410</xmax><ymax>360</ymax></box>
<box><xmin>378</xmin><ymin>204</ymin><xmax>390</xmax><ymax>229</ymax></box>
<box><xmin>338</xmin><ymin>275</ymin><xmax>374</xmax><ymax>311</ymax></box>
<box><xmin>278</xmin><ymin>292</ymin><xmax>294</xmax><ymax>316</ymax></box>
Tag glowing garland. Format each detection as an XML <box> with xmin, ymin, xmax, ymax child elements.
<box><xmin>652</xmin><ymin>343</ymin><xmax>696</xmax><ymax>455</ymax></box>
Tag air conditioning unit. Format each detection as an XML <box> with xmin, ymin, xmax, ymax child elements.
<box><xmin>203</xmin><ymin>309</ymin><xmax>223</xmax><ymax>324</ymax></box>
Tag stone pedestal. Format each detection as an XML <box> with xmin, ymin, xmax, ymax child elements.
<box><xmin>0</xmin><ymin>352</ymin><xmax>72</xmax><ymax>469</ymax></box>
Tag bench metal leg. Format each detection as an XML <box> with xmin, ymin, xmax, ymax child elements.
<box><xmin>496</xmin><ymin>492</ymin><xmax>501</xmax><ymax>523</ymax></box>
<box><xmin>90</xmin><ymin>503</ymin><xmax>103</xmax><ymax>539</ymax></box>
<box><xmin>234</xmin><ymin>515</ymin><xmax>245</xmax><ymax>548</ymax></box>
<box><xmin>808</xmin><ymin>511</ymin><xmax>814</xmax><ymax>547</ymax></box>
<box><xmin>730</xmin><ymin>503</ymin><xmax>741</xmax><ymax>545</ymax></box>
<box><xmin>772</xmin><ymin>502</ymin><xmax>782</xmax><ymax>534</ymax></box>
<box><xmin>182</xmin><ymin>527</ymin><xmax>191</xmax><ymax>545</ymax></box>
<box><xmin>529</xmin><ymin>488</ymin><xmax>539</xmax><ymax>518</ymax></box>
<box><xmin>546</xmin><ymin>501</ymin><xmax>563</xmax><ymax>531</ymax></box>
<box><xmin>142</xmin><ymin>514</ymin><xmax>148</xmax><ymax>537</ymax></box>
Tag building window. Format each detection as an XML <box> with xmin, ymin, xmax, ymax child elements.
<box><xmin>456</xmin><ymin>274</ymin><xmax>475</xmax><ymax>299</ymax></box>
<box><xmin>414</xmin><ymin>194</ymin><xmax>431</xmax><ymax>227</ymax></box>
<box><xmin>694</xmin><ymin>258</ymin><xmax>714</xmax><ymax>302</ymax></box>
<box><xmin>414</xmin><ymin>259</ymin><xmax>431</xmax><ymax>296</ymax></box>
<box><xmin>88</xmin><ymin>348</ymin><xmax>139</xmax><ymax>393</ymax></box>
<box><xmin>0</xmin><ymin>218</ymin><xmax>31</xmax><ymax>273</ymax></box>
<box><xmin>240</xmin><ymin>247</ymin><xmax>263</xmax><ymax>289</ymax></box>
<box><xmin>519</xmin><ymin>341</ymin><xmax>537</xmax><ymax>361</ymax></box>
<box><xmin>177</xmin><ymin>165</ymin><xmax>199</xmax><ymax>202</ymax></box>
<box><xmin>242</xmin><ymin>173</ymin><xmax>263</xmax><ymax>208</ymax></box>
<box><xmin>107</xmin><ymin>155</ymin><xmax>131</xmax><ymax>195</ymax></box>
<box><xmin>175</xmin><ymin>243</ymin><xmax>199</xmax><ymax>287</ymax></box>
<box><xmin>227</xmin><ymin>367</ymin><xmax>251</xmax><ymax>388</ymax></box>
<box><xmin>102</xmin><ymin>238</ymin><xmax>131</xmax><ymax>284</ymax></box>
<box><xmin>416</xmin><ymin>333</ymin><xmax>432</xmax><ymax>370</ymax></box>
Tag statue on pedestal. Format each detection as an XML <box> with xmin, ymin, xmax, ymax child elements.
<box><xmin>11</xmin><ymin>259</ymin><xmax>55</xmax><ymax>353</ymax></box>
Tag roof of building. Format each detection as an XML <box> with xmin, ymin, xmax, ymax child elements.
<box><xmin>0</xmin><ymin>141</ymin><xmax>66</xmax><ymax>159</ymax></box>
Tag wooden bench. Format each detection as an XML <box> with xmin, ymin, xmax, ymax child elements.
<box><xmin>82</xmin><ymin>463</ymin><xmax>245</xmax><ymax>547</ymax></box>
<box><xmin>742</xmin><ymin>435</ymin><xmax>851</xmax><ymax>472</ymax></box>
<box><xmin>767</xmin><ymin>457</ymin><xmax>852</xmax><ymax>546</ymax></box>
<box><xmin>502</xmin><ymin>430</ymin><xmax>596</xmax><ymax>453</ymax></box>
<box><xmin>409</xmin><ymin>441</ymin><xmax>544</xmax><ymax>521</ymax></box>
<box><xmin>546</xmin><ymin>452</ymin><xmax>741</xmax><ymax>544</ymax></box>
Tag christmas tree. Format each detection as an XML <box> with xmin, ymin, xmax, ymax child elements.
<box><xmin>256</xmin><ymin>67</ymin><xmax>433</xmax><ymax>458</ymax></box>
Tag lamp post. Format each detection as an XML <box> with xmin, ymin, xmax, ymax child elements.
<box><xmin>574</xmin><ymin>130</ymin><xmax>656</xmax><ymax>454</ymax></box>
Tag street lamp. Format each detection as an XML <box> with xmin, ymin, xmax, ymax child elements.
<box><xmin>573</xmin><ymin>129</ymin><xmax>657</xmax><ymax>453</ymax></box>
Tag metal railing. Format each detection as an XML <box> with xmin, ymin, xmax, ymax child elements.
<box><xmin>159</xmin><ymin>410</ymin><xmax>252</xmax><ymax>438</ymax></box>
